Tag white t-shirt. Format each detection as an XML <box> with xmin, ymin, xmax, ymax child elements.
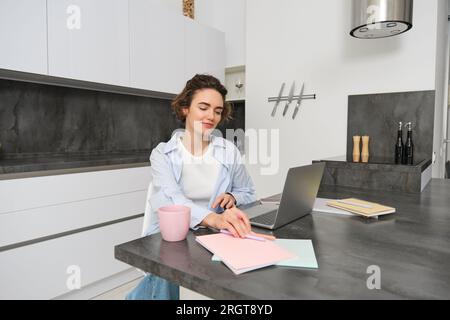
<box><xmin>178</xmin><ymin>137</ymin><xmax>221</xmax><ymax>209</ymax></box>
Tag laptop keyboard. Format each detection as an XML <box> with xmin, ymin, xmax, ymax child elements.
<box><xmin>250</xmin><ymin>210</ymin><xmax>277</xmax><ymax>225</ymax></box>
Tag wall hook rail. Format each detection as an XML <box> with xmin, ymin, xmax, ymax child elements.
<box><xmin>268</xmin><ymin>81</ymin><xmax>317</xmax><ymax>118</ymax></box>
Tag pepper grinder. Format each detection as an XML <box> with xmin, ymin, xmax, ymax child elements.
<box><xmin>352</xmin><ymin>136</ymin><xmax>361</xmax><ymax>162</ymax></box>
<box><xmin>361</xmin><ymin>135</ymin><xmax>370</xmax><ymax>163</ymax></box>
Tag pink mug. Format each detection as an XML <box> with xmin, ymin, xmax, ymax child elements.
<box><xmin>158</xmin><ymin>205</ymin><xmax>191</xmax><ymax>242</ymax></box>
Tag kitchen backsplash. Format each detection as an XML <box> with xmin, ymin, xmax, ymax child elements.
<box><xmin>0</xmin><ymin>78</ymin><xmax>245</xmax><ymax>157</ymax></box>
<box><xmin>347</xmin><ymin>90</ymin><xmax>435</xmax><ymax>163</ymax></box>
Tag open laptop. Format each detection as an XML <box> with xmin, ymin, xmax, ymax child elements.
<box><xmin>238</xmin><ymin>162</ymin><xmax>325</xmax><ymax>230</ymax></box>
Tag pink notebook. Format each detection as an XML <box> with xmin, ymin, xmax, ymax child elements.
<box><xmin>195</xmin><ymin>233</ymin><xmax>296</xmax><ymax>274</ymax></box>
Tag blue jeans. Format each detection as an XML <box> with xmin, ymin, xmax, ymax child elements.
<box><xmin>126</xmin><ymin>273</ymin><xmax>179</xmax><ymax>300</ymax></box>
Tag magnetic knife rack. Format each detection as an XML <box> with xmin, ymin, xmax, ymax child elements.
<box><xmin>267</xmin><ymin>93</ymin><xmax>316</xmax><ymax>102</ymax></box>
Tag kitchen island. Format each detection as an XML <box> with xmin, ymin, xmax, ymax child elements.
<box><xmin>115</xmin><ymin>179</ymin><xmax>450</xmax><ymax>299</ymax></box>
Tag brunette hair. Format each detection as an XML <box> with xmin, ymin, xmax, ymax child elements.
<box><xmin>171</xmin><ymin>74</ymin><xmax>232</xmax><ymax>124</ymax></box>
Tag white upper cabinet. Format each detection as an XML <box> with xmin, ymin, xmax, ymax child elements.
<box><xmin>47</xmin><ymin>0</ymin><xmax>129</xmax><ymax>86</ymax></box>
<box><xmin>184</xmin><ymin>17</ymin><xmax>225</xmax><ymax>84</ymax></box>
<box><xmin>195</xmin><ymin>0</ymin><xmax>246</xmax><ymax>68</ymax></box>
<box><xmin>129</xmin><ymin>0</ymin><xmax>185</xmax><ymax>94</ymax></box>
<box><xmin>0</xmin><ymin>0</ymin><xmax>225</xmax><ymax>93</ymax></box>
<box><xmin>0</xmin><ymin>0</ymin><xmax>47</xmax><ymax>74</ymax></box>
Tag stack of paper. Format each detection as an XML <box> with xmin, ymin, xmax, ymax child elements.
<box><xmin>212</xmin><ymin>239</ymin><xmax>318</xmax><ymax>269</ymax></box>
<box><xmin>195</xmin><ymin>233</ymin><xmax>296</xmax><ymax>274</ymax></box>
<box><xmin>326</xmin><ymin>198</ymin><xmax>395</xmax><ymax>217</ymax></box>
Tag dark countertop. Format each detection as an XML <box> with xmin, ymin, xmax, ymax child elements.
<box><xmin>317</xmin><ymin>155</ymin><xmax>431</xmax><ymax>173</ymax></box>
<box><xmin>314</xmin><ymin>155</ymin><xmax>432</xmax><ymax>193</ymax></box>
<box><xmin>114</xmin><ymin>179</ymin><xmax>450</xmax><ymax>300</ymax></box>
<box><xmin>0</xmin><ymin>151</ymin><xmax>150</xmax><ymax>175</ymax></box>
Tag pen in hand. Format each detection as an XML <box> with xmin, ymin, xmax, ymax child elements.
<box><xmin>220</xmin><ymin>229</ymin><xmax>265</xmax><ymax>241</ymax></box>
<box><xmin>250</xmin><ymin>232</ymin><xmax>276</xmax><ymax>241</ymax></box>
<box><xmin>219</xmin><ymin>229</ymin><xmax>276</xmax><ymax>241</ymax></box>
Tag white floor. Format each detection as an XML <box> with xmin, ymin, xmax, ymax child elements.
<box><xmin>92</xmin><ymin>276</ymin><xmax>211</xmax><ymax>300</ymax></box>
<box><xmin>92</xmin><ymin>277</ymin><xmax>143</xmax><ymax>300</ymax></box>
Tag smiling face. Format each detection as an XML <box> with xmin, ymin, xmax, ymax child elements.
<box><xmin>182</xmin><ymin>88</ymin><xmax>224</xmax><ymax>137</ymax></box>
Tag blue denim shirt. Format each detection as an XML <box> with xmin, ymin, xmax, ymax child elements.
<box><xmin>144</xmin><ymin>131</ymin><xmax>257</xmax><ymax>236</ymax></box>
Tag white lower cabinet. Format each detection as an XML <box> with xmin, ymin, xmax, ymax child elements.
<box><xmin>0</xmin><ymin>166</ymin><xmax>152</xmax><ymax>299</ymax></box>
<box><xmin>0</xmin><ymin>166</ymin><xmax>151</xmax><ymax>214</ymax></box>
<box><xmin>0</xmin><ymin>217</ymin><xmax>143</xmax><ymax>300</ymax></box>
<box><xmin>0</xmin><ymin>190</ymin><xmax>147</xmax><ymax>248</ymax></box>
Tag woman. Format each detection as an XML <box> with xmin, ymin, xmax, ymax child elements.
<box><xmin>126</xmin><ymin>74</ymin><xmax>257</xmax><ymax>300</ymax></box>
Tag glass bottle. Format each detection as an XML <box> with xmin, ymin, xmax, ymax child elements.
<box><xmin>404</xmin><ymin>122</ymin><xmax>414</xmax><ymax>165</ymax></box>
<box><xmin>395</xmin><ymin>122</ymin><xmax>404</xmax><ymax>164</ymax></box>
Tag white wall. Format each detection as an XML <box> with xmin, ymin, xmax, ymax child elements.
<box><xmin>246</xmin><ymin>0</ymin><xmax>440</xmax><ymax>198</ymax></box>
<box><xmin>196</xmin><ymin>0</ymin><xmax>246</xmax><ymax>67</ymax></box>
<box><xmin>433</xmin><ymin>0</ymin><xmax>449</xmax><ymax>178</ymax></box>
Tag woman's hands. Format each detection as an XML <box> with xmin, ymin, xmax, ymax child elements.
<box><xmin>201</xmin><ymin>193</ymin><xmax>256</xmax><ymax>238</ymax></box>
<box><xmin>201</xmin><ymin>207</ymin><xmax>251</xmax><ymax>238</ymax></box>
<box><xmin>212</xmin><ymin>192</ymin><xmax>236</xmax><ymax>209</ymax></box>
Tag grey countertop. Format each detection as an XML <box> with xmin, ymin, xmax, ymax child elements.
<box><xmin>317</xmin><ymin>155</ymin><xmax>431</xmax><ymax>173</ymax></box>
<box><xmin>115</xmin><ymin>179</ymin><xmax>450</xmax><ymax>300</ymax></box>
<box><xmin>314</xmin><ymin>155</ymin><xmax>432</xmax><ymax>193</ymax></box>
<box><xmin>0</xmin><ymin>151</ymin><xmax>150</xmax><ymax>176</ymax></box>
